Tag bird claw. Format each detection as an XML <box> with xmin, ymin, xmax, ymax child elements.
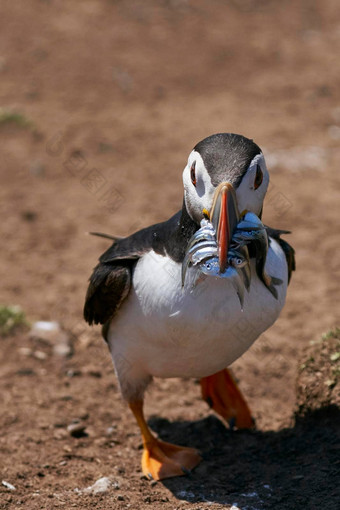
<box><xmin>228</xmin><ymin>417</ymin><xmax>236</xmax><ymax>430</ymax></box>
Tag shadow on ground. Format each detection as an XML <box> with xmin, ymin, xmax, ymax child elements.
<box><xmin>149</xmin><ymin>406</ymin><xmax>340</xmax><ymax>510</ymax></box>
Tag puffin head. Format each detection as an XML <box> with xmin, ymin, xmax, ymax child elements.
<box><xmin>182</xmin><ymin>133</ymin><xmax>269</xmax><ymax>271</ymax></box>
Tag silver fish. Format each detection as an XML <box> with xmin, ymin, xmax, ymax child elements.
<box><xmin>228</xmin><ymin>247</ymin><xmax>249</xmax><ymax>269</ymax></box>
<box><xmin>228</xmin><ymin>245</ymin><xmax>251</xmax><ymax>291</ymax></box>
<box><xmin>181</xmin><ymin>220</ymin><xmax>219</xmax><ymax>286</ymax></box>
<box><xmin>182</xmin><ymin>217</ymin><xmax>249</xmax><ymax>309</ymax></box>
<box><xmin>191</xmin><ymin>245</ymin><xmax>218</xmax><ymax>265</ymax></box>
<box><xmin>200</xmin><ymin>258</ymin><xmax>245</xmax><ymax>308</ymax></box>
<box><xmin>233</xmin><ymin>213</ymin><xmax>282</xmax><ymax>298</ymax></box>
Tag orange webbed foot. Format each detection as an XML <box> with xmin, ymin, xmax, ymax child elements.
<box><xmin>200</xmin><ymin>368</ymin><xmax>255</xmax><ymax>429</ymax></box>
<box><xmin>129</xmin><ymin>400</ymin><xmax>202</xmax><ymax>481</ymax></box>
<box><xmin>142</xmin><ymin>438</ymin><xmax>202</xmax><ymax>480</ymax></box>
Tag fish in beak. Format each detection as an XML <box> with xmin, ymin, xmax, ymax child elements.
<box><xmin>210</xmin><ymin>182</ymin><xmax>240</xmax><ymax>273</ymax></box>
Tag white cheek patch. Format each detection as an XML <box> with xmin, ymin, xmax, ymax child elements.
<box><xmin>236</xmin><ymin>153</ymin><xmax>269</xmax><ymax>215</ymax></box>
<box><xmin>183</xmin><ymin>151</ymin><xmax>216</xmax><ymax>222</ymax></box>
<box><xmin>246</xmin><ymin>153</ymin><xmax>267</xmax><ymax>190</ymax></box>
<box><xmin>194</xmin><ymin>152</ymin><xmax>214</xmax><ymax>200</ymax></box>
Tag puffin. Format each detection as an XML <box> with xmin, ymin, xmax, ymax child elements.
<box><xmin>84</xmin><ymin>133</ymin><xmax>295</xmax><ymax>481</ymax></box>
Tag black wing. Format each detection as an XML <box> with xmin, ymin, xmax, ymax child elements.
<box><xmin>84</xmin><ymin>262</ymin><xmax>132</xmax><ymax>326</ymax></box>
<box><xmin>265</xmin><ymin>226</ymin><xmax>296</xmax><ymax>283</ymax></box>
<box><xmin>84</xmin><ymin>204</ymin><xmax>197</xmax><ymax>328</ymax></box>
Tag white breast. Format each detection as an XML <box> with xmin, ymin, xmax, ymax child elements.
<box><xmin>107</xmin><ymin>239</ymin><xmax>288</xmax><ymax>381</ymax></box>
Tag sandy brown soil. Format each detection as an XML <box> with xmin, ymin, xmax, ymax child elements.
<box><xmin>1</xmin><ymin>1</ymin><xmax>340</xmax><ymax>509</ymax></box>
<box><xmin>296</xmin><ymin>328</ymin><xmax>340</xmax><ymax>414</ymax></box>
<box><xmin>1</xmin><ymin>330</ymin><xmax>339</xmax><ymax>510</ymax></box>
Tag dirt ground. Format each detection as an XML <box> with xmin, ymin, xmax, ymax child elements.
<box><xmin>1</xmin><ymin>1</ymin><xmax>340</xmax><ymax>509</ymax></box>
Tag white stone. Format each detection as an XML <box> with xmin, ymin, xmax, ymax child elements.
<box><xmin>2</xmin><ymin>480</ymin><xmax>16</xmax><ymax>491</ymax></box>
<box><xmin>83</xmin><ymin>477</ymin><xmax>113</xmax><ymax>494</ymax></box>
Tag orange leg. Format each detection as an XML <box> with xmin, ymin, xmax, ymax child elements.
<box><xmin>200</xmin><ymin>368</ymin><xmax>254</xmax><ymax>429</ymax></box>
<box><xmin>129</xmin><ymin>400</ymin><xmax>202</xmax><ymax>481</ymax></box>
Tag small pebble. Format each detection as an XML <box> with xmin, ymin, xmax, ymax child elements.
<box><xmin>34</xmin><ymin>350</ymin><xmax>48</xmax><ymax>360</ymax></box>
<box><xmin>83</xmin><ymin>477</ymin><xmax>112</xmax><ymax>494</ymax></box>
<box><xmin>30</xmin><ymin>321</ymin><xmax>73</xmax><ymax>358</ymax></box>
<box><xmin>30</xmin><ymin>321</ymin><xmax>60</xmax><ymax>342</ymax></box>
<box><xmin>66</xmin><ymin>369</ymin><xmax>81</xmax><ymax>377</ymax></box>
<box><xmin>53</xmin><ymin>341</ymin><xmax>73</xmax><ymax>358</ymax></box>
<box><xmin>2</xmin><ymin>480</ymin><xmax>16</xmax><ymax>491</ymax></box>
<box><xmin>106</xmin><ymin>426</ymin><xmax>117</xmax><ymax>436</ymax></box>
<box><xmin>67</xmin><ymin>422</ymin><xmax>87</xmax><ymax>438</ymax></box>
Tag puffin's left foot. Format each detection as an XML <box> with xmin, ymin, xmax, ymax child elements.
<box><xmin>200</xmin><ymin>368</ymin><xmax>255</xmax><ymax>429</ymax></box>
<box><xmin>142</xmin><ymin>438</ymin><xmax>202</xmax><ymax>480</ymax></box>
<box><xmin>129</xmin><ymin>400</ymin><xmax>202</xmax><ymax>481</ymax></box>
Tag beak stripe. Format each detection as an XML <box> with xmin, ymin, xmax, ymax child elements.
<box><xmin>218</xmin><ymin>187</ymin><xmax>229</xmax><ymax>273</ymax></box>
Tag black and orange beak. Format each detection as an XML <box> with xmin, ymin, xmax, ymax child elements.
<box><xmin>210</xmin><ymin>182</ymin><xmax>239</xmax><ymax>273</ymax></box>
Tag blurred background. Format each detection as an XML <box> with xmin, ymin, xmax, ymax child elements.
<box><xmin>1</xmin><ymin>1</ymin><xmax>339</xmax><ymax>508</ymax></box>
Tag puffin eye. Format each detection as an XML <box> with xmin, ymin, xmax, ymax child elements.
<box><xmin>190</xmin><ymin>162</ymin><xmax>197</xmax><ymax>187</ymax></box>
<box><xmin>254</xmin><ymin>164</ymin><xmax>263</xmax><ymax>190</ymax></box>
